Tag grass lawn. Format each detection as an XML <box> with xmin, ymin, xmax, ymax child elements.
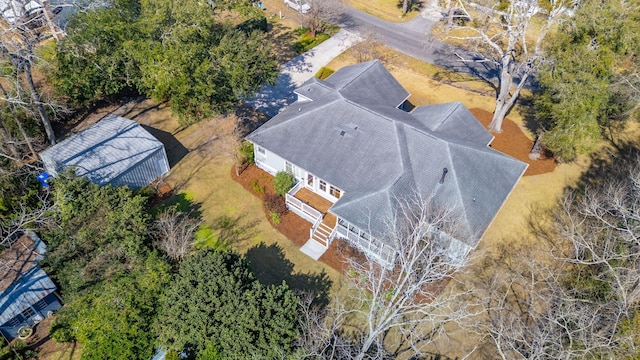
<box><xmin>345</xmin><ymin>0</ymin><xmax>422</xmax><ymax>22</ymax></box>
<box><xmin>109</xmin><ymin>100</ymin><xmax>347</xmax><ymax>292</ymax></box>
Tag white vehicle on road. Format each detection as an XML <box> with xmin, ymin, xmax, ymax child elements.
<box><xmin>284</xmin><ymin>0</ymin><xmax>310</xmax><ymax>14</ymax></box>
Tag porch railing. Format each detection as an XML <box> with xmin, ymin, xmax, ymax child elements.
<box><xmin>309</xmin><ymin>215</ymin><xmax>323</xmax><ymax>239</ymax></box>
<box><xmin>286</xmin><ymin>182</ymin><xmax>322</xmax><ymax>222</ymax></box>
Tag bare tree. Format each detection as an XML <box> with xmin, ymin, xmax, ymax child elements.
<box><xmin>0</xmin><ymin>179</ymin><xmax>53</xmax><ymax>247</ymax></box>
<box><xmin>303</xmin><ymin>0</ymin><xmax>344</xmax><ymax>38</ymax></box>
<box><xmin>152</xmin><ymin>207</ymin><xmax>201</xmax><ymax>261</ymax></box>
<box><xmin>350</xmin><ymin>31</ymin><xmax>383</xmax><ymax>63</ymax></box>
<box><xmin>0</xmin><ymin>0</ymin><xmax>70</xmax><ymax>146</ymax></box>
<box><xmin>459</xmin><ymin>151</ymin><xmax>640</xmax><ymax>359</ymax></box>
<box><xmin>446</xmin><ymin>0</ymin><xmax>575</xmax><ymax>132</ymax></box>
<box><xmin>298</xmin><ymin>195</ymin><xmax>475</xmax><ymax>359</ymax></box>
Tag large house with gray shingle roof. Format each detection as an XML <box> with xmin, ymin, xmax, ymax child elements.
<box><xmin>247</xmin><ymin>60</ymin><xmax>527</xmax><ymax>267</ymax></box>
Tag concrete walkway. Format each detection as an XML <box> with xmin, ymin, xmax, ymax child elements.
<box><xmin>300</xmin><ymin>239</ymin><xmax>328</xmax><ymax>260</ymax></box>
<box><xmin>246</xmin><ymin>29</ymin><xmax>362</xmax><ymax>117</ymax></box>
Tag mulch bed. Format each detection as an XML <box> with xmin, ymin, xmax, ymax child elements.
<box><xmin>231</xmin><ymin>165</ymin><xmax>363</xmax><ymax>275</ymax></box>
<box><xmin>470</xmin><ymin>108</ymin><xmax>556</xmax><ymax>176</ymax></box>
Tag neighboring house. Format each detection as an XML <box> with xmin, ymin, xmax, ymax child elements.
<box><xmin>0</xmin><ymin>231</ymin><xmax>61</xmax><ymax>342</ymax></box>
<box><xmin>0</xmin><ymin>0</ymin><xmax>42</xmax><ymax>23</ymax></box>
<box><xmin>247</xmin><ymin>60</ymin><xmax>527</xmax><ymax>267</ymax></box>
<box><xmin>40</xmin><ymin>114</ymin><xmax>170</xmax><ymax>189</ymax></box>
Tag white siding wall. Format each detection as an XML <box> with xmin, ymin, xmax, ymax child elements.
<box><xmin>254</xmin><ymin>146</ymin><xmax>285</xmax><ymax>176</ymax></box>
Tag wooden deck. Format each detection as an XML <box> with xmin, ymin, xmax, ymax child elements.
<box><xmin>293</xmin><ymin>187</ymin><xmax>334</xmax><ymax>214</ymax></box>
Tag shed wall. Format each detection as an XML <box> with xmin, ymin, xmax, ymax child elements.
<box><xmin>110</xmin><ymin>148</ymin><xmax>170</xmax><ymax>189</ymax></box>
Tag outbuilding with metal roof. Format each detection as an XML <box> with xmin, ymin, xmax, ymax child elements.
<box><xmin>40</xmin><ymin>114</ymin><xmax>170</xmax><ymax>189</ymax></box>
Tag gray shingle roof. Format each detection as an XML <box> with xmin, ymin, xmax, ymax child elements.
<box><xmin>40</xmin><ymin>114</ymin><xmax>166</xmax><ymax>186</ymax></box>
<box><xmin>248</xmin><ymin>60</ymin><xmax>527</xmax><ymax>246</ymax></box>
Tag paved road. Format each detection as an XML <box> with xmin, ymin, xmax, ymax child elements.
<box><xmin>339</xmin><ymin>5</ymin><xmax>500</xmax><ymax>83</ymax></box>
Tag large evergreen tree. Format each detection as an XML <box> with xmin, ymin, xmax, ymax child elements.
<box><xmin>43</xmin><ymin>172</ymin><xmax>150</xmax><ymax>295</ymax></box>
<box><xmin>51</xmin><ymin>253</ymin><xmax>171</xmax><ymax>360</ymax></box>
<box><xmin>155</xmin><ymin>250</ymin><xmax>300</xmax><ymax>358</ymax></box>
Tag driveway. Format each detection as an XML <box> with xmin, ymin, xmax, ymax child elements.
<box><xmin>246</xmin><ymin>29</ymin><xmax>362</xmax><ymax>117</ymax></box>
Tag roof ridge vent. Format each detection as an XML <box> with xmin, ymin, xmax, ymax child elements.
<box><xmin>439</xmin><ymin>167</ymin><xmax>448</xmax><ymax>184</ymax></box>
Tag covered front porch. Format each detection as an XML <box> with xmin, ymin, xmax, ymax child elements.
<box><xmin>286</xmin><ymin>182</ymin><xmax>338</xmax><ymax>259</ymax></box>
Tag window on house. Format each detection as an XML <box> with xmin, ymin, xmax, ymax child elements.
<box><xmin>319</xmin><ymin>180</ymin><xmax>326</xmax><ymax>191</ymax></box>
<box><xmin>8</xmin><ymin>317</ymin><xmax>20</xmax><ymax>327</ymax></box>
<box><xmin>329</xmin><ymin>185</ymin><xmax>341</xmax><ymax>198</ymax></box>
<box><xmin>21</xmin><ymin>307</ymin><xmax>35</xmax><ymax>320</ymax></box>
<box><xmin>36</xmin><ymin>298</ymin><xmax>48</xmax><ymax>310</ymax></box>
<box><xmin>285</xmin><ymin>162</ymin><xmax>301</xmax><ymax>178</ymax></box>
<box><xmin>307</xmin><ymin>173</ymin><xmax>314</xmax><ymax>186</ymax></box>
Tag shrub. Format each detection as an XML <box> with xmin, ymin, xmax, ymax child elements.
<box><xmin>269</xmin><ymin>211</ymin><xmax>281</xmax><ymax>225</ymax></box>
<box><xmin>315</xmin><ymin>67</ymin><xmax>335</xmax><ymax>80</ymax></box>
<box><xmin>51</xmin><ymin>315</ymin><xmax>76</xmax><ymax>343</ymax></box>
<box><xmin>250</xmin><ymin>179</ymin><xmax>265</xmax><ymax>195</ymax></box>
<box><xmin>238</xmin><ymin>141</ymin><xmax>255</xmax><ymax>165</ymax></box>
<box><xmin>273</xmin><ymin>171</ymin><xmax>295</xmax><ymax>196</ymax></box>
<box><xmin>264</xmin><ymin>193</ymin><xmax>287</xmax><ymax>216</ymax></box>
<box><xmin>294</xmin><ymin>29</ymin><xmax>330</xmax><ymax>53</ymax></box>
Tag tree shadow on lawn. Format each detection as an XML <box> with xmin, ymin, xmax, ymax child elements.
<box><xmin>565</xmin><ymin>139</ymin><xmax>640</xmax><ymax>195</ymax></box>
<box><xmin>154</xmin><ymin>192</ymin><xmax>203</xmax><ymax>219</ymax></box>
<box><xmin>395</xmin><ymin>0</ymin><xmax>423</xmax><ymax>13</ymax></box>
<box><xmin>246</xmin><ymin>242</ymin><xmax>333</xmax><ymax>308</ymax></box>
<box><xmin>202</xmin><ymin>214</ymin><xmax>261</xmax><ymax>250</ymax></box>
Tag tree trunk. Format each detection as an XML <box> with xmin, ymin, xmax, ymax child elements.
<box><xmin>0</xmin><ymin>122</ymin><xmax>20</xmax><ymax>160</ymax></box>
<box><xmin>489</xmin><ymin>55</ymin><xmax>530</xmax><ymax>133</ymax></box>
<box><xmin>0</xmin><ymin>82</ymin><xmax>36</xmax><ymax>159</ymax></box>
<box><xmin>447</xmin><ymin>6</ymin><xmax>455</xmax><ymax>29</ymax></box>
<box><xmin>23</xmin><ymin>61</ymin><xmax>56</xmax><ymax>145</ymax></box>
<box><xmin>402</xmin><ymin>0</ymin><xmax>409</xmax><ymax>14</ymax></box>
<box><xmin>42</xmin><ymin>1</ymin><xmax>63</xmax><ymax>40</ymax></box>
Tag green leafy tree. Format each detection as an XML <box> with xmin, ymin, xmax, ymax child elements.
<box><xmin>49</xmin><ymin>0</ymin><xmax>278</xmax><ymax>123</ymax></box>
<box><xmin>535</xmin><ymin>0</ymin><xmax>640</xmax><ymax>161</ymax></box>
<box><xmin>52</xmin><ymin>253</ymin><xmax>171</xmax><ymax>360</ymax></box>
<box><xmin>47</xmin><ymin>0</ymin><xmax>143</xmax><ymax>106</ymax></box>
<box><xmin>43</xmin><ymin>172</ymin><xmax>150</xmax><ymax>295</ymax></box>
<box><xmin>155</xmin><ymin>250</ymin><xmax>299</xmax><ymax>358</ymax></box>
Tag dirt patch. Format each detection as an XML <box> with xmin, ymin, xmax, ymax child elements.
<box><xmin>17</xmin><ymin>316</ymin><xmax>82</xmax><ymax>360</ymax></box>
<box><xmin>470</xmin><ymin>108</ymin><xmax>556</xmax><ymax>176</ymax></box>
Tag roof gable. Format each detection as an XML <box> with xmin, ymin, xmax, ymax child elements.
<box><xmin>411</xmin><ymin>102</ymin><xmax>494</xmax><ymax>146</ymax></box>
<box><xmin>324</xmin><ymin>60</ymin><xmax>409</xmax><ymax>108</ymax></box>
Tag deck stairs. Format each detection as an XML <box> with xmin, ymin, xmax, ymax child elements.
<box><xmin>313</xmin><ymin>214</ymin><xmax>336</xmax><ymax>247</ymax></box>
<box><xmin>300</xmin><ymin>214</ymin><xmax>336</xmax><ymax>260</ymax></box>
<box><xmin>311</xmin><ymin>222</ymin><xmax>333</xmax><ymax>247</ymax></box>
